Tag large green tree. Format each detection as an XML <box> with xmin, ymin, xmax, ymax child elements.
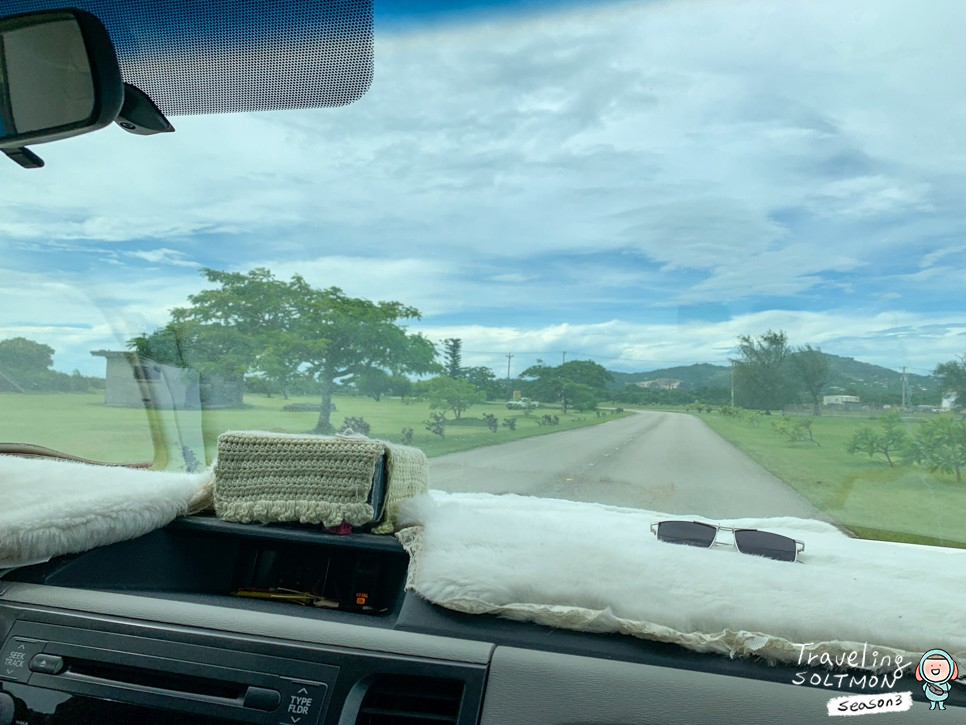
<box><xmin>462</xmin><ymin>365</ymin><xmax>502</xmax><ymax>400</ymax></box>
<box><xmin>423</xmin><ymin>376</ymin><xmax>483</xmax><ymax>420</ymax></box>
<box><xmin>0</xmin><ymin>337</ymin><xmax>55</xmax><ymax>391</ymax></box>
<box><xmin>789</xmin><ymin>344</ymin><xmax>830</xmax><ymax>415</ymax></box>
<box><xmin>0</xmin><ymin>337</ymin><xmax>55</xmax><ymax>372</ymax></box>
<box><xmin>128</xmin><ymin>320</ymin><xmax>252</xmax><ymax>381</ymax></box>
<box><xmin>935</xmin><ymin>355</ymin><xmax>966</xmax><ymax>408</ymax></box>
<box><xmin>133</xmin><ymin>268</ymin><xmax>439</xmax><ymax>432</ymax></box>
<box><xmin>520</xmin><ymin>359</ymin><xmax>612</xmax><ymax>412</ymax></box>
<box><xmin>442</xmin><ymin>338</ymin><xmax>463</xmax><ymax>379</ymax></box>
<box><xmin>355</xmin><ymin>368</ymin><xmax>392</xmax><ymax>401</ymax></box>
<box><xmin>0</xmin><ymin>337</ymin><xmax>102</xmax><ymax>393</ymax></box>
<box><xmin>733</xmin><ymin>329</ymin><xmax>793</xmax><ymax>411</ymax></box>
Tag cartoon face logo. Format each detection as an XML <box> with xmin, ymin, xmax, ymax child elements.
<box><xmin>922</xmin><ymin>657</ymin><xmax>951</xmax><ymax>683</ymax></box>
<box><xmin>915</xmin><ymin>649</ymin><xmax>959</xmax><ymax>712</ymax></box>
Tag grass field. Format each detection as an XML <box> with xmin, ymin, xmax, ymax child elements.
<box><xmin>0</xmin><ymin>391</ymin><xmax>629</xmax><ymax>464</ymax></box>
<box><xmin>696</xmin><ymin>411</ymin><xmax>966</xmax><ymax>549</ymax></box>
<box><xmin>6</xmin><ymin>391</ymin><xmax>961</xmax><ymax>548</ymax></box>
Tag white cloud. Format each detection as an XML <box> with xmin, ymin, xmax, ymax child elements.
<box><xmin>1</xmin><ymin>0</ymin><xmax>965</xmax><ymax>377</ymax></box>
<box><xmin>125</xmin><ymin>248</ymin><xmax>200</xmax><ymax>268</ymax></box>
<box><xmin>675</xmin><ymin>243</ymin><xmax>866</xmax><ymax>303</ymax></box>
<box><xmin>417</xmin><ymin>309</ymin><xmax>966</xmax><ymax>376</ymax></box>
<box><xmin>807</xmin><ymin>176</ymin><xmax>933</xmax><ymax>219</ymax></box>
<box><xmin>919</xmin><ymin>245</ymin><xmax>966</xmax><ymax>269</ymax></box>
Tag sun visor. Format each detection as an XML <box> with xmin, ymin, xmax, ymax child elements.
<box><xmin>0</xmin><ymin>0</ymin><xmax>373</xmax><ymax>115</ymax></box>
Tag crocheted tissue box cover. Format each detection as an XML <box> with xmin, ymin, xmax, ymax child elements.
<box><xmin>214</xmin><ymin>431</ymin><xmax>386</xmax><ymax>527</ymax></box>
<box><xmin>371</xmin><ymin>440</ymin><xmax>429</xmax><ymax>535</ymax></box>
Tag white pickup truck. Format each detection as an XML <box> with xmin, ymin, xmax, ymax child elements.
<box><xmin>506</xmin><ymin>398</ymin><xmax>539</xmax><ymax>409</ymax></box>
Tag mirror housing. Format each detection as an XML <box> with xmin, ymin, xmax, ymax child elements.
<box><xmin>0</xmin><ymin>8</ymin><xmax>123</xmax><ymax>166</ymax></box>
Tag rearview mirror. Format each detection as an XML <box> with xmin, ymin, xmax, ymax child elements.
<box><xmin>0</xmin><ymin>8</ymin><xmax>123</xmax><ymax>168</ymax></box>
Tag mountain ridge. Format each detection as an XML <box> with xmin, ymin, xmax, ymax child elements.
<box><xmin>607</xmin><ymin>353</ymin><xmax>940</xmax><ymax>403</ymax></box>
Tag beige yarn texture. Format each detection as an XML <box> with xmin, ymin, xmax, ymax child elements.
<box><xmin>213</xmin><ymin>430</ymin><xmax>427</xmax><ymax>532</ymax></box>
<box><xmin>372</xmin><ymin>441</ymin><xmax>429</xmax><ymax>535</ymax></box>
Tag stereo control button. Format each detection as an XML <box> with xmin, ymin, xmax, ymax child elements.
<box><xmin>29</xmin><ymin>654</ymin><xmax>64</xmax><ymax>675</ymax></box>
<box><xmin>0</xmin><ymin>638</ymin><xmax>45</xmax><ymax>683</ymax></box>
<box><xmin>277</xmin><ymin>679</ymin><xmax>327</xmax><ymax>725</ymax></box>
<box><xmin>244</xmin><ymin>685</ymin><xmax>281</xmax><ymax>711</ymax></box>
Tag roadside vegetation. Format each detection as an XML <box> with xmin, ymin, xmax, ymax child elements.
<box><xmin>696</xmin><ymin>407</ymin><xmax>966</xmax><ymax>550</ymax></box>
<box><xmin>3</xmin><ymin>291</ymin><xmax>963</xmax><ymax>551</ymax></box>
<box><xmin>619</xmin><ymin>328</ymin><xmax>966</xmax><ymax>549</ymax></box>
<box><xmin>0</xmin><ymin>391</ymin><xmax>630</xmax><ymax>464</ymax></box>
<box><xmin>0</xmin><ymin>268</ymin><xmax>632</xmax><ymax>465</ymax></box>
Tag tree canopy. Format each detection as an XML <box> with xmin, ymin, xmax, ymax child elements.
<box><xmin>0</xmin><ymin>337</ymin><xmax>54</xmax><ymax>371</ymax></box>
<box><xmin>0</xmin><ymin>337</ymin><xmax>55</xmax><ymax>391</ymax></box>
<box><xmin>935</xmin><ymin>355</ymin><xmax>966</xmax><ymax>407</ymax></box>
<box><xmin>422</xmin><ymin>376</ymin><xmax>483</xmax><ymax>420</ymax></box>
<box><xmin>461</xmin><ymin>365</ymin><xmax>502</xmax><ymax>400</ymax></box>
<box><xmin>132</xmin><ymin>267</ymin><xmax>439</xmax><ymax>432</ymax></box>
<box><xmin>733</xmin><ymin>329</ymin><xmax>793</xmax><ymax>411</ymax></box>
<box><xmin>789</xmin><ymin>344</ymin><xmax>830</xmax><ymax>415</ymax></box>
<box><xmin>0</xmin><ymin>337</ymin><xmax>102</xmax><ymax>393</ymax></box>
<box><xmin>443</xmin><ymin>338</ymin><xmax>463</xmax><ymax>379</ymax></box>
<box><xmin>520</xmin><ymin>359</ymin><xmax>612</xmax><ymax>412</ymax></box>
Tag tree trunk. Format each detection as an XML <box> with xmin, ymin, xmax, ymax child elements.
<box><xmin>314</xmin><ymin>366</ymin><xmax>335</xmax><ymax>433</ymax></box>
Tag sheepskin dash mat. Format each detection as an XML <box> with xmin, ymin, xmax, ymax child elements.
<box><xmin>0</xmin><ymin>455</ymin><xmax>212</xmax><ymax>568</ymax></box>
<box><xmin>397</xmin><ymin>491</ymin><xmax>966</xmax><ymax>674</ymax></box>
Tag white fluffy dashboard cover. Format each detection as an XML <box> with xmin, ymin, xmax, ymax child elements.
<box><xmin>397</xmin><ymin>491</ymin><xmax>966</xmax><ymax>674</ymax></box>
<box><xmin>0</xmin><ymin>455</ymin><xmax>213</xmax><ymax>567</ymax></box>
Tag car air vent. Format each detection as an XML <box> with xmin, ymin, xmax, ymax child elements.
<box><xmin>355</xmin><ymin>674</ymin><xmax>464</xmax><ymax>724</ymax></box>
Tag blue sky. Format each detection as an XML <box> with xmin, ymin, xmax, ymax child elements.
<box><xmin>1</xmin><ymin>0</ymin><xmax>965</xmax><ymax>381</ymax></box>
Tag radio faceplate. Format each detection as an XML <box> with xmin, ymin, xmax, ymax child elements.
<box><xmin>0</xmin><ymin>622</ymin><xmax>337</xmax><ymax>725</ymax></box>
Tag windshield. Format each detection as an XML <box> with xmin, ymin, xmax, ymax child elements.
<box><xmin>1</xmin><ymin>0</ymin><xmax>965</xmax><ymax>553</ymax></box>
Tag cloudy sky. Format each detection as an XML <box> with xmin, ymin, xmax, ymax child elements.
<box><xmin>2</xmin><ymin>0</ymin><xmax>965</xmax><ymax>379</ymax></box>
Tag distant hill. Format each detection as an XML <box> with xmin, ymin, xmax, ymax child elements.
<box><xmin>608</xmin><ymin>353</ymin><xmax>940</xmax><ymax>404</ymax></box>
<box><xmin>608</xmin><ymin>363</ymin><xmax>729</xmax><ymax>391</ymax></box>
<box><xmin>822</xmin><ymin>354</ymin><xmax>938</xmax><ymax>404</ymax></box>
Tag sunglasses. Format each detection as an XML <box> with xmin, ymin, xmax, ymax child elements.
<box><xmin>650</xmin><ymin>520</ymin><xmax>805</xmax><ymax>562</ymax></box>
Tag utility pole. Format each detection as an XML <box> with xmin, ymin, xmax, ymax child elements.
<box><xmin>562</xmin><ymin>351</ymin><xmax>567</xmax><ymax>365</ymax></box>
<box><xmin>505</xmin><ymin>353</ymin><xmax>513</xmax><ymax>399</ymax></box>
<box><xmin>730</xmin><ymin>360</ymin><xmax>735</xmax><ymax>407</ymax></box>
<box><xmin>901</xmin><ymin>366</ymin><xmax>907</xmax><ymax>409</ymax></box>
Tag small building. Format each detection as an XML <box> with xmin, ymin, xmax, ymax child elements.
<box><xmin>91</xmin><ymin>350</ymin><xmax>243</xmax><ymax>409</ymax></box>
<box><xmin>823</xmin><ymin>395</ymin><xmax>861</xmax><ymax>406</ymax></box>
<box><xmin>636</xmin><ymin>378</ymin><xmax>683</xmax><ymax>390</ymax></box>
<box><xmin>941</xmin><ymin>392</ymin><xmax>959</xmax><ymax>411</ymax></box>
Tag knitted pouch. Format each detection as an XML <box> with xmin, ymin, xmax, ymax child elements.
<box><xmin>213</xmin><ymin>431</ymin><xmax>427</xmax><ymax>532</ymax></box>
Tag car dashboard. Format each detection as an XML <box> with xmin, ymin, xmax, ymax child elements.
<box><xmin>1</xmin><ymin>515</ymin><xmax>958</xmax><ymax>724</ymax></box>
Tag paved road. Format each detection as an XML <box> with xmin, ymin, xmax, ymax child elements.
<box><xmin>429</xmin><ymin>410</ymin><xmax>824</xmax><ymax>519</ymax></box>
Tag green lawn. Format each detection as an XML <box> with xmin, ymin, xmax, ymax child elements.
<box><xmin>0</xmin><ymin>391</ymin><xmax>629</xmax><ymax>465</ymax></box>
<box><xmin>696</xmin><ymin>411</ymin><xmax>966</xmax><ymax>549</ymax></box>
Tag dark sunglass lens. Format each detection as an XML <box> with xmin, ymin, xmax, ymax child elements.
<box><xmin>657</xmin><ymin>521</ymin><xmax>716</xmax><ymax>548</ymax></box>
<box><xmin>734</xmin><ymin>530</ymin><xmax>797</xmax><ymax>562</ymax></box>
